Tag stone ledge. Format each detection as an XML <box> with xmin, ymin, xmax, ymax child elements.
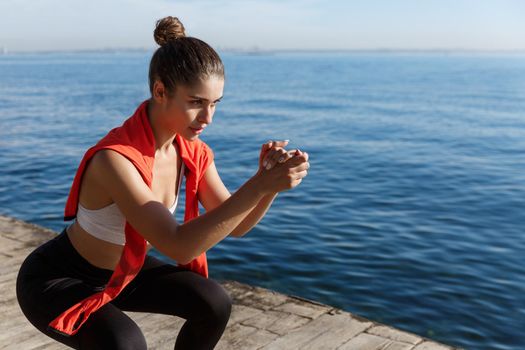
<box><xmin>0</xmin><ymin>215</ymin><xmax>460</xmax><ymax>349</ymax></box>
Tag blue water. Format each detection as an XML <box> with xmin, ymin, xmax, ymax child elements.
<box><xmin>1</xmin><ymin>51</ymin><xmax>524</xmax><ymax>349</ymax></box>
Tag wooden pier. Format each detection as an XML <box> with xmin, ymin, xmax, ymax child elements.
<box><xmin>0</xmin><ymin>215</ymin><xmax>459</xmax><ymax>349</ymax></box>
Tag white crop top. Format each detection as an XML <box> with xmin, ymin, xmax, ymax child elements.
<box><xmin>76</xmin><ymin>162</ymin><xmax>185</xmax><ymax>245</ymax></box>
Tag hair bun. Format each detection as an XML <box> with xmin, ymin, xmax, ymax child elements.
<box><xmin>154</xmin><ymin>16</ymin><xmax>186</xmax><ymax>46</ymax></box>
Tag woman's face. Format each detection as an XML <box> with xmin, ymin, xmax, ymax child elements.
<box><xmin>160</xmin><ymin>77</ymin><xmax>224</xmax><ymax>140</ymax></box>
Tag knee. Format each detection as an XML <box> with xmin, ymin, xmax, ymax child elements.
<box><xmin>81</xmin><ymin>329</ymin><xmax>147</xmax><ymax>350</ymax></box>
<box><xmin>203</xmin><ymin>281</ymin><xmax>232</xmax><ymax>325</ymax></box>
<box><xmin>78</xmin><ymin>318</ymin><xmax>147</xmax><ymax>350</ymax></box>
<box><xmin>107</xmin><ymin>332</ymin><xmax>147</xmax><ymax>350</ymax></box>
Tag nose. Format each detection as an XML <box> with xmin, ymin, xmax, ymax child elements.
<box><xmin>198</xmin><ymin>105</ymin><xmax>214</xmax><ymax>125</ymax></box>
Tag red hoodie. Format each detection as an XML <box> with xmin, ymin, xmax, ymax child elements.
<box><xmin>48</xmin><ymin>100</ymin><xmax>214</xmax><ymax>336</ymax></box>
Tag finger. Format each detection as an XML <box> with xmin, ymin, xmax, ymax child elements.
<box><xmin>290</xmin><ymin>162</ymin><xmax>310</xmax><ymax>174</ymax></box>
<box><xmin>294</xmin><ymin>170</ymin><xmax>308</xmax><ymax>180</ymax></box>
<box><xmin>296</xmin><ymin>152</ymin><xmax>308</xmax><ymax>162</ymax></box>
<box><xmin>262</xmin><ymin>148</ymin><xmax>281</xmax><ymax>168</ymax></box>
<box><xmin>286</xmin><ymin>153</ymin><xmax>309</xmax><ymax>168</ymax></box>
<box><xmin>278</xmin><ymin>149</ymin><xmax>306</xmax><ymax>163</ymax></box>
<box><xmin>265</xmin><ymin>148</ymin><xmax>287</xmax><ymax>169</ymax></box>
<box><xmin>277</xmin><ymin>149</ymin><xmax>297</xmax><ymax>163</ymax></box>
<box><xmin>261</xmin><ymin>140</ymin><xmax>273</xmax><ymax>152</ymax></box>
<box><xmin>291</xmin><ymin>178</ymin><xmax>303</xmax><ymax>188</ymax></box>
<box><xmin>303</xmin><ymin>152</ymin><xmax>310</xmax><ymax>161</ymax></box>
<box><xmin>260</xmin><ymin>141</ymin><xmax>274</xmax><ymax>166</ymax></box>
<box><xmin>270</xmin><ymin>140</ymin><xmax>289</xmax><ymax>149</ymax></box>
<box><xmin>262</xmin><ymin>148</ymin><xmax>276</xmax><ymax>168</ymax></box>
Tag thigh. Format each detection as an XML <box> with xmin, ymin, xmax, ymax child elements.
<box><xmin>18</xmin><ymin>272</ymin><xmax>145</xmax><ymax>349</ymax></box>
<box><xmin>113</xmin><ymin>255</ymin><xmax>232</xmax><ymax>320</ymax></box>
<box><xmin>75</xmin><ymin>303</ymin><xmax>146</xmax><ymax>350</ymax></box>
<box><xmin>17</xmin><ymin>244</ymin><xmax>96</xmax><ymax>348</ymax></box>
<box><xmin>17</xmin><ymin>239</ymin><xmax>146</xmax><ymax>349</ymax></box>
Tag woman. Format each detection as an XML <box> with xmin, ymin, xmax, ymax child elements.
<box><xmin>16</xmin><ymin>16</ymin><xmax>309</xmax><ymax>350</ymax></box>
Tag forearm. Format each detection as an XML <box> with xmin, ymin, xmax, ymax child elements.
<box><xmin>171</xmin><ymin>174</ymin><xmax>265</xmax><ymax>263</ymax></box>
<box><xmin>229</xmin><ymin>192</ymin><xmax>278</xmax><ymax>237</ymax></box>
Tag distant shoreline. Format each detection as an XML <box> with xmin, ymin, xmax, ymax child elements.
<box><xmin>2</xmin><ymin>47</ymin><xmax>525</xmax><ymax>56</ymax></box>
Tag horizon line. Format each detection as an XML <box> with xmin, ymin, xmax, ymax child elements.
<box><xmin>2</xmin><ymin>47</ymin><xmax>525</xmax><ymax>55</ymax></box>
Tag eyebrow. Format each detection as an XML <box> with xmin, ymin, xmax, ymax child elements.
<box><xmin>188</xmin><ymin>95</ymin><xmax>223</xmax><ymax>102</ymax></box>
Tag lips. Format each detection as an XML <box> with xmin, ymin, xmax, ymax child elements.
<box><xmin>190</xmin><ymin>127</ymin><xmax>204</xmax><ymax>134</ymax></box>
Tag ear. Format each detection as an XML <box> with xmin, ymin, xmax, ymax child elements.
<box><xmin>152</xmin><ymin>80</ymin><xmax>167</xmax><ymax>103</ymax></box>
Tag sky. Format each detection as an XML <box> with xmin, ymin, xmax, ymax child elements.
<box><xmin>0</xmin><ymin>0</ymin><xmax>524</xmax><ymax>52</ymax></box>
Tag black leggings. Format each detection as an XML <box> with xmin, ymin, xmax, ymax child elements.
<box><xmin>16</xmin><ymin>227</ymin><xmax>232</xmax><ymax>350</ymax></box>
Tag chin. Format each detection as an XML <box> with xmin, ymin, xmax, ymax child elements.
<box><xmin>182</xmin><ymin>132</ymin><xmax>200</xmax><ymax>141</ymax></box>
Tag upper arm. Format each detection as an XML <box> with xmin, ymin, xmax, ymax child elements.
<box><xmin>198</xmin><ymin>161</ymin><xmax>231</xmax><ymax>212</ymax></box>
<box><xmin>91</xmin><ymin>150</ymin><xmax>181</xmax><ymax>259</ymax></box>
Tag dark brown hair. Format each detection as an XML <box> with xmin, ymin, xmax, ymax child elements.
<box><xmin>149</xmin><ymin>17</ymin><xmax>225</xmax><ymax>95</ymax></box>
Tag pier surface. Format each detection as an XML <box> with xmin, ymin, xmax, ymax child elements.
<box><xmin>0</xmin><ymin>215</ymin><xmax>459</xmax><ymax>349</ymax></box>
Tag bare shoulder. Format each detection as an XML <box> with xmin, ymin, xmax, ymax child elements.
<box><xmin>88</xmin><ymin>149</ymin><xmax>143</xmax><ymax>185</ymax></box>
<box><xmin>84</xmin><ymin>149</ymin><xmax>149</xmax><ymax>205</ymax></box>
<box><xmin>91</xmin><ymin>148</ymin><xmax>133</xmax><ymax>172</ymax></box>
<box><xmin>79</xmin><ymin>149</ymin><xmax>137</xmax><ymax>207</ymax></box>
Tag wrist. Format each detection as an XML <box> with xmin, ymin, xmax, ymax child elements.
<box><xmin>250</xmin><ymin>171</ymin><xmax>275</xmax><ymax>196</ymax></box>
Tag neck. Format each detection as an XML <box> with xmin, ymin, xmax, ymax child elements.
<box><xmin>147</xmin><ymin>99</ymin><xmax>177</xmax><ymax>155</ymax></box>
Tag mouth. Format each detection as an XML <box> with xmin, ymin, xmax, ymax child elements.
<box><xmin>189</xmin><ymin>127</ymin><xmax>204</xmax><ymax>135</ymax></box>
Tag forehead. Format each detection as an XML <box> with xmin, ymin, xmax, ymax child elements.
<box><xmin>182</xmin><ymin>77</ymin><xmax>224</xmax><ymax>100</ymax></box>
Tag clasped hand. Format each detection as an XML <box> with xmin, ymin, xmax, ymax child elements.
<box><xmin>256</xmin><ymin>140</ymin><xmax>310</xmax><ymax>193</ymax></box>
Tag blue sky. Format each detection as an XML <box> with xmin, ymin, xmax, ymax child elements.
<box><xmin>1</xmin><ymin>0</ymin><xmax>524</xmax><ymax>52</ymax></box>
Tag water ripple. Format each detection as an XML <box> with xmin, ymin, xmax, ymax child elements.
<box><xmin>2</xmin><ymin>52</ymin><xmax>525</xmax><ymax>350</ymax></box>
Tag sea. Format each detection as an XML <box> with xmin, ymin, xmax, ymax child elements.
<box><xmin>0</xmin><ymin>50</ymin><xmax>524</xmax><ymax>350</ymax></box>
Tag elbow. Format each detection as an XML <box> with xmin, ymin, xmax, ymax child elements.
<box><xmin>228</xmin><ymin>228</ymin><xmax>241</xmax><ymax>238</ymax></box>
<box><xmin>171</xmin><ymin>246</ymin><xmax>197</xmax><ymax>265</ymax></box>
<box><xmin>163</xmin><ymin>250</ymin><xmax>192</xmax><ymax>266</ymax></box>
<box><xmin>166</xmin><ymin>225</ymin><xmax>196</xmax><ymax>265</ymax></box>
<box><xmin>229</xmin><ymin>229</ymin><xmax>246</xmax><ymax>238</ymax></box>
<box><xmin>170</xmin><ymin>246</ymin><xmax>194</xmax><ymax>265</ymax></box>
<box><xmin>177</xmin><ymin>257</ymin><xmax>193</xmax><ymax>265</ymax></box>
<box><xmin>172</xmin><ymin>240</ymin><xmax>203</xmax><ymax>265</ymax></box>
<box><xmin>177</xmin><ymin>252</ymin><xmax>202</xmax><ymax>265</ymax></box>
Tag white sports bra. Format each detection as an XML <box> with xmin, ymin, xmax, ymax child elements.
<box><xmin>76</xmin><ymin>162</ymin><xmax>185</xmax><ymax>245</ymax></box>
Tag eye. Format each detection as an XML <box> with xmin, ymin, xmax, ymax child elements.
<box><xmin>190</xmin><ymin>100</ymin><xmax>203</xmax><ymax>106</ymax></box>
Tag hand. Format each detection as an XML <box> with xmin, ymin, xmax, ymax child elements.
<box><xmin>256</xmin><ymin>149</ymin><xmax>310</xmax><ymax>194</ymax></box>
<box><xmin>258</xmin><ymin>140</ymin><xmax>290</xmax><ymax>171</ymax></box>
